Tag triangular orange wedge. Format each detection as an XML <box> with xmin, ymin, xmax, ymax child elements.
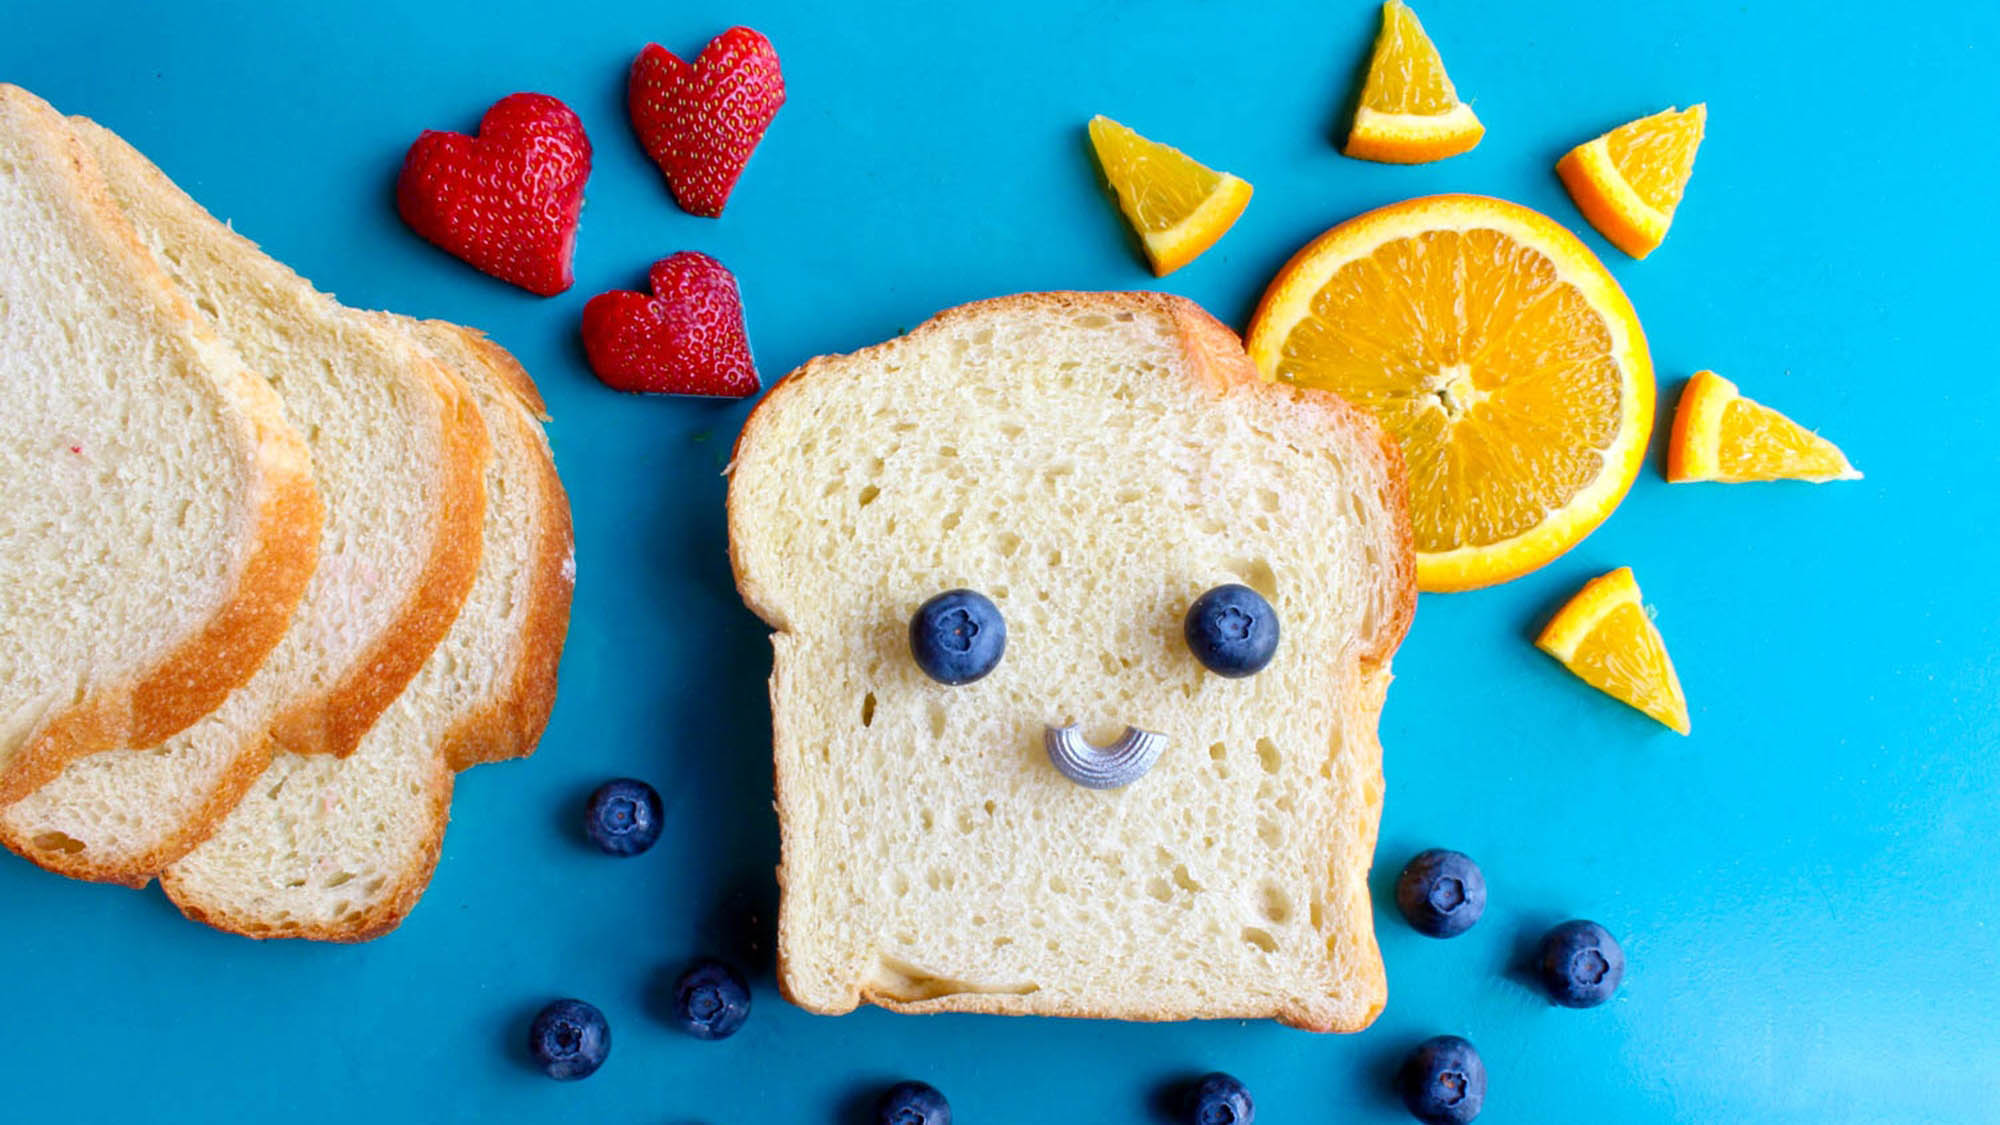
<box><xmin>1537</xmin><ymin>567</ymin><xmax>1690</xmax><ymax>735</ymax></box>
<box><xmin>1667</xmin><ymin>371</ymin><xmax>1860</xmax><ymax>483</ymax></box>
<box><xmin>1345</xmin><ymin>0</ymin><xmax>1484</xmax><ymax>164</ymax></box>
<box><xmin>1557</xmin><ymin>105</ymin><xmax>1706</xmax><ymax>259</ymax></box>
<box><xmin>1087</xmin><ymin>115</ymin><xmax>1252</xmax><ymax>276</ymax></box>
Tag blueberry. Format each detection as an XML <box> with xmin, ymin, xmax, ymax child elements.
<box><xmin>1184</xmin><ymin>584</ymin><xmax>1279</xmax><ymax>678</ymax></box>
<box><xmin>584</xmin><ymin>778</ymin><xmax>662</xmax><ymax>856</ymax></box>
<box><xmin>1186</xmin><ymin>1071</ymin><xmax>1255</xmax><ymax>1124</ymax></box>
<box><xmin>909</xmin><ymin>590</ymin><xmax>1005</xmax><ymax>685</ymax></box>
<box><xmin>1535</xmin><ymin>919</ymin><xmax>1625</xmax><ymax>1008</ymax></box>
<box><xmin>670</xmin><ymin>957</ymin><xmax>751</xmax><ymax>1040</ymax></box>
<box><xmin>527</xmin><ymin>998</ymin><xmax>609</xmax><ymax>1080</ymax></box>
<box><xmin>1397</xmin><ymin>1035</ymin><xmax>1485</xmax><ymax>1124</ymax></box>
<box><xmin>876</xmin><ymin>1080</ymin><xmax>951</xmax><ymax>1125</ymax></box>
<box><xmin>1395</xmin><ymin>849</ymin><xmax>1486</xmax><ymax>938</ymax></box>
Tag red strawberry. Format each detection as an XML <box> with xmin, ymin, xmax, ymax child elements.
<box><xmin>628</xmin><ymin>28</ymin><xmax>785</xmax><ymax>218</ymax></box>
<box><xmin>581</xmin><ymin>252</ymin><xmax>759</xmax><ymax>397</ymax></box>
<box><xmin>397</xmin><ymin>93</ymin><xmax>591</xmax><ymax>296</ymax></box>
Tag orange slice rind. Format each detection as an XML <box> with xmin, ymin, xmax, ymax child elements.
<box><xmin>1537</xmin><ymin>567</ymin><xmax>1690</xmax><ymax>735</ymax></box>
<box><xmin>1346</xmin><ymin>0</ymin><xmax>1484</xmax><ymax>164</ymax></box>
<box><xmin>1557</xmin><ymin>105</ymin><xmax>1706</xmax><ymax>259</ymax></box>
<box><xmin>1088</xmin><ymin>115</ymin><xmax>1253</xmax><ymax>276</ymax></box>
<box><xmin>1667</xmin><ymin>370</ymin><xmax>1860</xmax><ymax>483</ymax></box>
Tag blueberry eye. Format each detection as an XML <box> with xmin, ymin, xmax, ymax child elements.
<box><xmin>1184</xmin><ymin>584</ymin><xmax>1279</xmax><ymax>677</ymax></box>
<box><xmin>910</xmin><ymin>589</ymin><xmax>1006</xmax><ymax>685</ymax></box>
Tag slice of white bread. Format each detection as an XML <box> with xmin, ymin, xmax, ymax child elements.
<box><xmin>727</xmin><ymin>292</ymin><xmax>1416</xmax><ymax>1031</ymax></box>
<box><xmin>0</xmin><ymin>113</ymin><xmax>489</xmax><ymax>885</ymax></box>
<box><xmin>0</xmin><ymin>84</ymin><xmax>320</xmax><ymax>805</ymax></box>
<box><xmin>159</xmin><ymin>318</ymin><xmax>573</xmax><ymax>940</ymax></box>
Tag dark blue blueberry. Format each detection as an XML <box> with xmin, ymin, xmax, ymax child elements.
<box><xmin>670</xmin><ymin>957</ymin><xmax>751</xmax><ymax>1040</ymax></box>
<box><xmin>1395</xmin><ymin>849</ymin><xmax>1486</xmax><ymax>938</ymax></box>
<box><xmin>584</xmin><ymin>778</ymin><xmax>663</xmax><ymax>856</ymax></box>
<box><xmin>1536</xmin><ymin>919</ymin><xmax>1625</xmax><ymax>1008</ymax></box>
<box><xmin>1397</xmin><ymin>1035</ymin><xmax>1485</xmax><ymax>1124</ymax></box>
<box><xmin>1184</xmin><ymin>584</ymin><xmax>1280</xmax><ymax>678</ymax></box>
<box><xmin>909</xmin><ymin>590</ymin><xmax>1006</xmax><ymax>685</ymax></box>
<box><xmin>527</xmin><ymin>998</ymin><xmax>609</xmax><ymax>1080</ymax></box>
<box><xmin>876</xmin><ymin>1080</ymin><xmax>951</xmax><ymax>1125</ymax></box>
<box><xmin>1186</xmin><ymin>1071</ymin><xmax>1255</xmax><ymax>1124</ymax></box>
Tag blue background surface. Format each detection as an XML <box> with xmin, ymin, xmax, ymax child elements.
<box><xmin>4</xmin><ymin>1</ymin><xmax>1996</xmax><ymax>1120</ymax></box>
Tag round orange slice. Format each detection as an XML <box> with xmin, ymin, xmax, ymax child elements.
<box><xmin>1345</xmin><ymin>0</ymin><xmax>1484</xmax><ymax>164</ymax></box>
<box><xmin>1246</xmin><ymin>195</ymin><xmax>1654</xmax><ymax>592</ymax></box>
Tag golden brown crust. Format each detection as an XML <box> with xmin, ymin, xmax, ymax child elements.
<box><xmin>161</xmin><ymin>762</ymin><xmax>456</xmax><ymax>943</ymax></box>
<box><xmin>734</xmin><ymin>290</ymin><xmax>1418</xmax><ymax>1032</ymax></box>
<box><xmin>425</xmin><ymin>320</ymin><xmax>550</xmax><ymax>421</ymax></box>
<box><xmin>266</xmin><ymin>360</ymin><xmax>490</xmax><ymax>758</ymax></box>
<box><xmin>0</xmin><ymin>86</ymin><xmax>322</xmax><ymax>807</ymax></box>
<box><xmin>431</xmin><ymin>326</ymin><xmax>574</xmax><ymax>772</ymax></box>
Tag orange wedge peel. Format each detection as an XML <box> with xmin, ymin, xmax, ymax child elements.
<box><xmin>1667</xmin><ymin>370</ymin><xmax>1860</xmax><ymax>483</ymax></box>
<box><xmin>1537</xmin><ymin>567</ymin><xmax>1690</xmax><ymax>735</ymax></box>
<box><xmin>1087</xmin><ymin>115</ymin><xmax>1252</xmax><ymax>276</ymax></box>
<box><xmin>1557</xmin><ymin>105</ymin><xmax>1707</xmax><ymax>259</ymax></box>
<box><xmin>1345</xmin><ymin>0</ymin><xmax>1484</xmax><ymax>164</ymax></box>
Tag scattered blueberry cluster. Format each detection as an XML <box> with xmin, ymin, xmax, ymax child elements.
<box><xmin>548</xmin><ymin>788</ymin><xmax>1622</xmax><ymax>1119</ymax></box>
<box><xmin>1389</xmin><ymin>848</ymin><xmax>1627</xmax><ymax>1122</ymax></box>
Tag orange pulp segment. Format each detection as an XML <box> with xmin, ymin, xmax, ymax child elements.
<box><xmin>1087</xmin><ymin>115</ymin><xmax>1253</xmax><ymax>276</ymax></box>
<box><xmin>1345</xmin><ymin>0</ymin><xmax>1484</xmax><ymax>164</ymax></box>
<box><xmin>1537</xmin><ymin>567</ymin><xmax>1690</xmax><ymax>734</ymax></box>
<box><xmin>1246</xmin><ymin>195</ymin><xmax>1653</xmax><ymax>592</ymax></box>
<box><xmin>1667</xmin><ymin>370</ymin><xmax>1860</xmax><ymax>483</ymax></box>
<box><xmin>1557</xmin><ymin>105</ymin><xmax>1707</xmax><ymax>259</ymax></box>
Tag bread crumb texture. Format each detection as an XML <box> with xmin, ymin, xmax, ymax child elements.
<box><xmin>729</xmin><ymin>293</ymin><xmax>1413</xmax><ymax>1030</ymax></box>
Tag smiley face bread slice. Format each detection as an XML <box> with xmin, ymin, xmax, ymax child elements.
<box><xmin>727</xmin><ymin>292</ymin><xmax>1415</xmax><ymax>1031</ymax></box>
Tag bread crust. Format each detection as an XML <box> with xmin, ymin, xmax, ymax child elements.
<box><xmin>161</xmin><ymin>759</ymin><xmax>456</xmax><ymax>944</ymax></box>
<box><xmin>158</xmin><ymin>322</ymin><xmax>566</xmax><ymax>938</ymax></box>
<box><xmin>731</xmin><ymin>290</ymin><xmax>1418</xmax><ymax>1032</ymax></box>
<box><xmin>415</xmin><ymin>322</ymin><xmax>574</xmax><ymax>773</ymax></box>
<box><xmin>0</xmin><ymin>112</ymin><xmax>493</xmax><ymax>884</ymax></box>
<box><xmin>265</xmin><ymin>353</ymin><xmax>489</xmax><ymax>758</ymax></box>
<box><xmin>0</xmin><ymin>85</ymin><xmax>322</xmax><ymax>807</ymax></box>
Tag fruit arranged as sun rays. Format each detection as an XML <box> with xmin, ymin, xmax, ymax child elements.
<box><xmin>1537</xmin><ymin>567</ymin><xmax>1690</xmax><ymax>734</ymax></box>
<box><xmin>1345</xmin><ymin>0</ymin><xmax>1485</xmax><ymax>164</ymax></box>
<box><xmin>1087</xmin><ymin>114</ymin><xmax>1253</xmax><ymax>276</ymax></box>
<box><xmin>1557</xmin><ymin>105</ymin><xmax>1707</xmax><ymax>259</ymax></box>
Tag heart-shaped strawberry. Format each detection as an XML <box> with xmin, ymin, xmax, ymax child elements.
<box><xmin>629</xmin><ymin>28</ymin><xmax>785</xmax><ymax>218</ymax></box>
<box><xmin>397</xmin><ymin>92</ymin><xmax>592</xmax><ymax>296</ymax></box>
<box><xmin>580</xmin><ymin>252</ymin><xmax>759</xmax><ymax>397</ymax></box>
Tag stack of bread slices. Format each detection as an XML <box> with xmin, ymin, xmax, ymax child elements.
<box><xmin>0</xmin><ymin>84</ymin><xmax>572</xmax><ymax>941</ymax></box>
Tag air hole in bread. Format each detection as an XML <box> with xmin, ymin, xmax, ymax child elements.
<box><xmin>1241</xmin><ymin>927</ymin><xmax>1278</xmax><ymax>954</ymax></box>
<box><xmin>1147</xmin><ymin>876</ymin><xmax>1172</xmax><ymax>903</ymax></box>
<box><xmin>860</xmin><ymin>692</ymin><xmax>876</xmax><ymax>728</ymax></box>
<box><xmin>1257</xmin><ymin>818</ymin><xmax>1283</xmax><ymax>849</ymax></box>
<box><xmin>940</xmin><ymin>511</ymin><xmax>961</xmax><ymax>531</ymax></box>
<box><xmin>1259</xmin><ymin>881</ymin><xmax>1293</xmax><ymax>925</ymax></box>
<box><xmin>1209</xmin><ymin>742</ymin><xmax>1227</xmax><ymax>761</ymax></box>
<box><xmin>1173</xmin><ymin>864</ymin><xmax>1202</xmax><ymax>894</ymax></box>
<box><xmin>999</xmin><ymin>422</ymin><xmax>1024</xmax><ymax>439</ymax></box>
<box><xmin>1224</xmin><ymin>557</ymin><xmax>1278</xmax><ymax>600</ymax></box>
<box><xmin>857</xmin><ymin>484</ymin><xmax>880</xmax><ymax>507</ymax></box>
<box><xmin>927</xmin><ymin>702</ymin><xmax>946</xmax><ymax>739</ymax></box>
<box><xmin>995</xmin><ymin>532</ymin><xmax>1022</xmax><ymax>557</ymax></box>
<box><xmin>325</xmin><ymin>871</ymin><xmax>355</xmax><ymax>888</ymax></box>
<box><xmin>31</xmin><ymin>831</ymin><xmax>85</xmax><ymax>855</ymax></box>
<box><xmin>955</xmin><ymin>809</ymin><xmax>977</xmax><ymax>835</ymax></box>
<box><xmin>1256</xmin><ymin>738</ymin><xmax>1281</xmax><ymax>775</ymax></box>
